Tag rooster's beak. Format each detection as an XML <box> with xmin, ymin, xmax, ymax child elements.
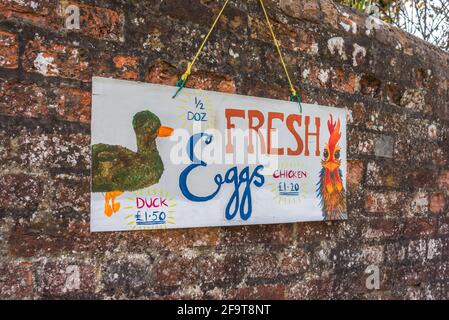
<box><xmin>323</xmin><ymin>161</ymin><xmax>339</xmax><ymax>171</ymax></box>
<box><xmin>157</xmin><ymin>126</ymin><xmax>174</xmax><ymax>137</ymax></box>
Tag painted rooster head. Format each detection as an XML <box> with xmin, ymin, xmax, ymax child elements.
<box><xmin>317</xmin><ymin>114</ymin><xmax>347</xmax><ymax>221</ymax></box>
<box><xmin>322</xmin><ymin>114</ymin><xmax>341</xmax><ymax>172</ymax></box>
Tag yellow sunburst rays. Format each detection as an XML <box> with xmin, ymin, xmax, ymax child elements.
<box><xmin>268</xmin><ymin>159</ymin><xmax>306</xmax><ymax>206</ymax></box>
<box><xmin>123</xmin><ymin>186</ymin><xmax>176</xmax><ymax>231</ymax></box>
<box><xmin>176</xmin><ymin>90</ymin><xmax>215</xmax><ymax>133</ymax></box>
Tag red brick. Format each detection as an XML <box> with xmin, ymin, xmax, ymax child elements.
<box><xmin>406</xmin><ymin>239</ymin><xmax>428</xmax><ymax>262</ymax></box>
<box><xmin>51</xmin><ymin>174</ymin><xmax>90</xmax><ymax>213</ymax></box>
<box><xmin>0</xmin><ymin>261</ymin><xmax>33</xmax><ymax>299</ymax></box>
<box><xmin>0</xmin><ymin>30</ymin><xmax>18</xmax><ymax>69</ymax></box>
<box><xmin>217</xmin><ymin>78</ymin><xmax>237</xmax><ymax>93</ymax></box>
<box><xmin>160</xmin><ymin>0</ymin><xmax>213</xmax><ymax>26</ymax></box>
<box><xmin>0</xmin><ymin>129</ymin><xmax>11</xmax><ymax>165</ymax></box>
<box><xmin>438</xmin><ymin>170</ymin><xmax>449</xmax><ymax>190</ymax></box>
<box><xmin>152</xmin><ymin>253</ymin><xmax>197</xmax><ymax>288</ymax></box>
<box><xmin>279</xmin><ymin>248</ymin><xmax>310</xmax><ymax>275</ymax></box>
<box><xmin>331</xmin><ymin>68</ymin><xmax>361</xmax><ymax>93</ymax></box>
<box><xmin>249</xmin><ymin>16</ymin><xmax>318</xmax><ymax>53</ymax></box>
<box><xmin>47</xmin><ymin>133</ymin><xmax>90</xmax><ymax>170</ymax></box>
<box><xmin>227</xmin><ymin>284</ymin><xmax>285</xmax><ymax>300</ymax></box>
<box><xmin>152</xmin><ymin>286</ymin><xmax>205</xmax><ymax>300</ymax></box>
<box><xmin>366</xmin><ymin>161</ymin><xmax>402</xmax><ymax>188</ymax></box>
<box><xmin>385</xmin><ymin>242</ymin><xmax>407</xmax><ymax>263</ymax></box>
<box><xmin>239</xmin><ymin>78</ymin><xmax>290</xmax><ymax>100</ymax></box>
<box><xmin>217</xmin><ymin>6</ymin><xmax>247</xmax><ymax>34</ymax></box>
<box><xmin>430</xmin><ymin>192</ymin><xmax>446</xmax><ymax>214</ymax></box>
<box><xmin>441</xmin><ymin>237</ymin><xmax>449</xmax><ymax>259</ymax></box>
<box><xmin>279</xmin><ymin>0</ymin><xmax>321</xmax><ymax>23</ymax></box>
<box><xmin>435</xmin><ymin>261</ymin><xmax>449</xmax><ymax>280</ymax></box>
<box><xmin>438</xmin><ymin>217</ymin><xmax>449</xmax><ymax>235</ymax></box>
<box><xmin>365</xmin><ymin>191</ymin><xmax>405</xmax><ymax>214</ymax></box>
<box><xmin>348</xmin><ymin>130</ymin><xmax>376</xmax><ymax>156</ymax></box>
<box><xmin>360</xmin><ymin>74</ymin><xmax>381</xmax><ymax>97</ymax></box>
<box><xmin>221</xmin><ymin>223</ymin><xmax>293</xmax><ymax>246</ymax></box>
<box><xmin>0</xmin><ymin>80</ymin><xmax>49</xmax><ymax>118</ymax></box>
<box><xmin>0</xmin><ymin>80</ymin><xmax>90</xmax><ymax>123</ymax></box>
<box><xmin>187</xmin><ymin>72</ymin><xmax>236</xmax><ymax>93</ymax></box>
<box><xmin>295</xmin><ymin>221</ymin><xmax>341</xmax><ymax>242</ymax></box>
<box><xmin>403</xmin><ymin>218</ymin><xmax>436</xmax><ymax>237</ymax></box>
<box><xmin>349</xmin><ymin>102</ymin><xmax>366</xmax><ymax>124</ymax></box>
<box><xmin>8</xmin><ymin>222</ymin><xmax>120</xmax><ymax>258</ymax></box>
<box><xmin>35</xmin><ymin>259</ymin><xmax>96</xmax><ymax>297</ymax></box>
<box><xmin>427</xmin><ymin>238</ymin><xmax>442</xmax><ymax>260</ymax></box>
<box><xmin>286</xmin><ymin>276</ymin><xmax>333</xmax><ymax>299</ymax></box>
<box><xmin>14</xmin><ymin>131</ymin><xmax>90</xmax><ymax>171</ymax></box>
<box><xmin>56</xmin><ymin>86</ymin><xmax>91</xmax><ymax>123</ymax></box>
<box><xmin>400</xmin><ymin>88</ymin><xmax>425</xmax><ymax>112</ymax></box>
<box><xmin>347</xmin><ymin>160</ymin><xmax>364</xmax><ymax>188</ymax></box>
<box><xmin>363</xmin><ymin>218</ymin><xmax>401</xmax><ymax>239</ymax></box>
<box><xmin>145</xmin><ymin>60</ymin><xmax>178</xmax><ymax>86</ymax></box>
<box><xmin>380</xmin><ymin>82</ymin><xmax>402</xmax><ymax>105</ymax></box>
<box><xmin>121</xmin><ymin>227</ymin><xmax>220</xmax><ymax>252</ymax></box>
<box><xmin>320</xmin><ymin>0</ymin><xmax>340</xmax><ymax>28</ymax></box>
<box><xmin>432</xmin><ymin>147</ymin><xmax>448</xmax><ymax>166</ymax></box>
<box><xmin>23</xmin><ymin>39</ymin><xmax>90</xmax><ymax>79</ymax></box>
<box><xmin>245</xmin><ymin>251</ymin><xmax>279</xmax><ymax>279</ymax></box>
<box><xmin>405</xmin><ymin>168</ymin><xmax>438</xmax><ymax>189</ymax></box>
<box><xmin>195</xmin><ymin>252</ymin><xmax>227</xmax><ymax>285</ymax></box>
<box><xmin>76</xmin><ymin>3</ymin><xmax>124</xmax><ymax>41</ymax></box>
<box><xmin>113</xmin><ymin>55</ymin><xmax>139</xmax><ymax>80</ymax></box>
<box><xmin>23</xmin><ymin>38</ymin><xmax>132</xmax><ymax>81</ymax></box>
<box><xmin>0</xmin><ymin>1</ymin><xmax>123</xmax><ymax>42</ymax></box>
<box><xmin>404</xmin><ymin>191</ymin><xmax>429</xmax><ymax>217</ymax></box>
<box><xmin>195</xmin><ymin>251</ymin><xmax>245</xmax><ymax>286</ymax></box>
<box><xmin>415</xmin><ymin>68</ymin><xmax>432</xmax><ymax>89</ymax></box>
<box><xmin>332</xmin><ymin>269</ymin><xmax>381</xmax><ymax>298</ymax></box>
<box><xmin>0</xmin><ymin>0</ymin><xmax>58</xmax><ymax>28</ymax></box>
<box><xmin>321</xmin><ymin>91</ymin><xmax>351</xmax><ymax>111</ymax></box>
<box><xmin>146</xmin><ymin>59</ymin><xmax>236</xmax><ymax>93</ymax></box>
<box><xmin>301</xmin><ymin>62</ymin><xmax>321</xmax><ymax>88</ymax></box>
<box><xmin>0</xmin><ymin>173</ymin><xmax>45</xmax><ymax>209</ymax></box>
<box><xmin>362</xmin><ymin>245</ymin><xmax>384</xmax><ymax>264</ymax></box>
<box><xmin>101</xmin><ymin>255</ymin><xmax>153</xmax><ymax>297</ymax></box>
<box><xmin>394</xmin><ymin>138</ymin><xmax>433</xmax><ymax>164</ymax></box>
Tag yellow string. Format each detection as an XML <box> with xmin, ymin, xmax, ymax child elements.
<box><xmin>259</xmin><ymin>0</ymin><xmax>297</xmax><ymax>98</ymax></box>
<box><xmin>174</xmin><ymin>0</ymin><xmax>301</xmax><ymax>112</ymax></box>
<box><xmin>181</xmin><ymin>0</ymin><xmax>230</xmax><ymax>82</ymax></box>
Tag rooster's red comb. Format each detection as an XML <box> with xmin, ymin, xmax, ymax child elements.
<box><xmin>327</xmin><ymin>114</ymin><xmax>341</xmax><ymax>150</ymax></box>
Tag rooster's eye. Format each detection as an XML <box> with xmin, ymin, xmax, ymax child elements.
<box><xmin>323</xmin><ymin>149</ymin><xmax>329</xmax><ymax>159</ymax></box>
<box><xmin>334</xmin><ymin>150</ymin><xmax>340</xmax><ymax>159</ymax></box>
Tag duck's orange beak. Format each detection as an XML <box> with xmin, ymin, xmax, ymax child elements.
<box><xmin>157</xmin><ymin>126</ymin><xmax>174</xmax><ymax>137</ymax></box>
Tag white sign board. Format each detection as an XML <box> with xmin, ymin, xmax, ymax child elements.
<box><xmin>91</xmin><ymin>77</ymin><xmax>347</xmax><ymax>232</ymax></box>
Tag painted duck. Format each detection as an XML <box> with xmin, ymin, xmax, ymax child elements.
<box><xmin>92</xmin><ymin>110</ymin><xmax>173</xmax><ymax>217</ymax></box>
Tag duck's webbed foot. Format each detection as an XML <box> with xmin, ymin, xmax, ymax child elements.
<box><xmin>104</xmin><ymin>191</ymin><xmax>124</xmax><ymax>217</ymax></box>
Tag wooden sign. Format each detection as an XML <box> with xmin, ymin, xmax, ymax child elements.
<box><xmin>90</xmin><ymin>77</ymin><xmax>347</xmax><ymax>232</ymax></box>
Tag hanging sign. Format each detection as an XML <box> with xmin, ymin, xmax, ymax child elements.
<box><xmin>90</xmin><ymin>77</ymin><xmax>348</xmax><ymax>232</ymax></box>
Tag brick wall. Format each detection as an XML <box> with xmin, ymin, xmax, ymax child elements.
<box><xmin>0</xmin><ymin>0</ymin><xmax>448</xmax><ymax>299</ymax></box>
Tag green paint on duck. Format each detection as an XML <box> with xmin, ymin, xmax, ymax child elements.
<box><xmin>92</xmin><ymin>110</ymin><xmax>164</xmax><ymax>192</ymax></box>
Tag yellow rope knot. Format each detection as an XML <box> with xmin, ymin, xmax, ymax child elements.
<box><xmin>181</xmin><ymin>63</ymin><xmax>192</xmax><ymax>81</ymax></box>
<box><xmin>291</xmin><ymin>88</ymin><xmax>297</xmax><ymax>97</ymax></box>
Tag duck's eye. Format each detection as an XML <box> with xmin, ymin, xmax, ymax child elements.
<box><xmin>323</xmin><ymin>149</ymin><xmax>329</xmax><ymax>159</ymax></box>
<box><xmin>334</xmin><ymin>150</ymin><xmax>340</xmax><ymax>159</ymax></box>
